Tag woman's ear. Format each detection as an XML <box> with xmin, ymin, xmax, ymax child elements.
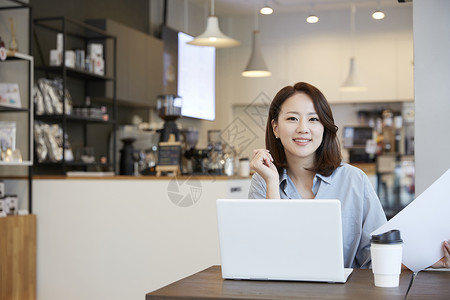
<box><xmin>271</xmin><ymin>119</ymin><xmax>279</xmax><ymax>139</ymax></box>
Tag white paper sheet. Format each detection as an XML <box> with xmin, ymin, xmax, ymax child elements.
<box><xmin>371</xmin><ymin>168</ymin><xmax>450</xmax><ymax>273</ymax></box>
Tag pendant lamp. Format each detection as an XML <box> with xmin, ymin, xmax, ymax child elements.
<box><xmin>306</xmin><ymin>4</ymin><xmax>319</xmax><ymax>24</ymax></box>
<box><xmin>372</xmin><ymin>0</ymin><xmax>385</xmax><ymax>20</ymax></box>
<box><xmin>242</xmin><ymin>5</ymin><xmax>271</xmax><ymax>77</ymax></box>
<box><xmin>341</xmin><ymin>4</ymin><xmax>366</xmax><ymax>92</ymax></box>
<box><xmin>187</xmin><ymin>0</ymin><xmax>240</xmax><ymax>48</ymax></box>
<box><xmin>260</xmin><ymin>1</ymin><xmax>273</xmax><ymax>15</ymax></box>
<box><xmin>341</xmin><ymin>57</ymin><xmax>366</xmax><ymax>91</ymax></box>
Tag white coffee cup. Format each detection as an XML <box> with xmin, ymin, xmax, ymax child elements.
<box><xmin>370</xmin><ymin>230</ymin><xmax>403</xmax><ymax>287</ymax></box>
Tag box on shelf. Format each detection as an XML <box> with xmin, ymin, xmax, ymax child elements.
<box><xmin>4</xmin><ymin>195</ymin><xmax>18</xmax><ymax>215</ymax></box>
<box><xmin>0</xmin><ymin>83</ymin><xmax>21</xmax><ymax>108</ymax></box>
<box><xmin>75</xmin><ymin>49</ymin><xmax>85</xmax><ymax>69</ymax></box>
<box><xmin>93</xmin><ymin>56</ymin><xmax>104</xmax><ymax>75</ymax></box>
<box><xmin>49</xmin><ymin>50</ymin><xmax>76</xmax><ymax>68</ymax></box>
<box><xmin>0</xmin><ymin>121</ymin><xmax>16</xmax><ymax>153</ymax></box>
<box><xmin>49</xmin><ymin>49</ymin><xmax>61</xmax><ymax>66</ymax></box>
<box><xmin>87</xmin><ymin>43</ymin><xmax>103</xmax><ymax>57</ymax></box>
<box><xmin>0</xmin><ymin>181</ymin><xmax>4</xmax><ymax>197</ymax></box>
<box><xmin>0</xmin><ymin>198</ymin><xmax>6</xmax><ymax>216</ymax></box>
<box><xmin>65</xmin><ymin>50</ymin><xmax>75</xmax><ymax>68</ymax></box>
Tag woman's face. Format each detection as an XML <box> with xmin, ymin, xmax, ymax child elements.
<box><xmin>272</xmin><ymin>92</ymin><xmax>324</xmax><ymax>166</ymax></box>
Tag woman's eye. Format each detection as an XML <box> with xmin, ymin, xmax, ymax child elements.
<box><xmin>310</xmin><ymin>117</ymin><xmax>319</xmax><ymax>122</ymax></box>
<box><xmin>287</xmin><ymin>117</ymin><xmax>298</xmax><ymax>121</ymax></box>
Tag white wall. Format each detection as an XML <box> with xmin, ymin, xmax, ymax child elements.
<box><xmin>414</xmin><ymin>0</ymin><xmax>450</xmax><ymax>195</ymax></box>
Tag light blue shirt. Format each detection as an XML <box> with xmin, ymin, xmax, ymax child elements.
<box><xmin>248</xmin><ymin>163</ymin><xmax>387</xmax><ymax>269</ymax></box>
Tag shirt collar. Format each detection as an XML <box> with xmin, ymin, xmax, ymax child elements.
<box><xmin>315</xmin><ymin>172</ymin><xmax>332</xmax><ymax>184</ymax></box>
<box><xmin>279</xmin><ymin>168</ymin><xmax>333</xmax><ymax>186</ymax></box>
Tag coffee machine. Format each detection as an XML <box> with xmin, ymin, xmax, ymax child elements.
<box><xmin>119</xmin><ymin>137</ymin><xmax>139</xmax><ymax>175</ymax></box>
<box><xmin>207</xmin><ymin>130</ymin><xmax>224</xmax><ymax>175</ymax></box>
<box><xmin>182</xmin><ymin>128</ymin><xmax>210</xmax><ymax>174</ymax></box>
<box><xmin>157</xmin><ymin>94</ymin><xmax>182</xmax><ymax>142</ymax></box>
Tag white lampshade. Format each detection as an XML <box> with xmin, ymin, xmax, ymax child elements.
<box><xmin>242</xmin><ymin>30</ymin><xmax>271</xmax><ymax>77</ymax></box>
<box><xmin>340</xmin><ymin>57</ymin><xmax>367</xmax><ymax>92</ymax></box>
<box><xmin>187</xmin><ymin>16</ymin><xmax>240</xmax><ymax>48</ymax></box>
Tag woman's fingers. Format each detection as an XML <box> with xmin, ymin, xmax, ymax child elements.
<box><xmin>252</xmin><ymin>148</ymin><xmax>271</xmax><ymax>158</ymax></box>
<box><xmin>443</xmin><ymin>240</ymin><xmax>450</xmax><ymax>268</ymax></box>
<box><xmin>251</xmin><ymin>149</ymin><xmax>273</xmax><ymax>169</ymax></box>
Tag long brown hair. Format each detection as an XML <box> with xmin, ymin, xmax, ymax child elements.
<box><xmin>265</xmin><ymin>82</ymin><xmax>342</xmax><ymax>176</ymax></box>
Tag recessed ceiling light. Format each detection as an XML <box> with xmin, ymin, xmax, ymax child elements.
<box><xmin>372</xmin><ymin>10</ymin><xmax>385</xmax><ymax>20</ymax></box>
<box><xmin>306</xmin><ymin>14</ymin><xmax>319</xmax><ymax>24</ymax></box>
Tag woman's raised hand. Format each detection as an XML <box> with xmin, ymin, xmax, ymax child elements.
<box><xmin>250</xmin><ymin>149</ymin><xmax>279</xmax><ymax>182</ymax></box>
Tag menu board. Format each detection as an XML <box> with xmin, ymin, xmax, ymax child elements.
<box><xmin>158</xmin><ymin>144</ymin><xmax>181</xmax><ymax>166</ymax></box>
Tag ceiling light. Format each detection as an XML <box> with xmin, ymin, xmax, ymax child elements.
<box><xmin>260</xmin><ymin>6</ymin><xmax>273</xmax><ymax>15</ymax></box>
<box><xmin>341</xmin><ymin>4</ymin><xmax>366</xmax><ymax>92</ymax></box>
<box><xmin>242</xmin><ymin>6</ymin><xmax>271</xmax><ymax>77</ymax></box>
<box><xmin>242</xmin><ymin>30</ymin><xmax>272</xmax><ymax>77</ymax></box>
<box><xmin>306</xmin><ymin>14</ymin><xmax>319</xmax><ymax>24</ymax></box>
<box><xmin>372</xmin><ymin>0</ymin><xmax>385</xmax><ymax>20</ymax></box>
<box><xmin>372</xmin><ymin>10</ymin><xmax>385</xmax><ymax>20</ymax></box>
<box><xmin>187</xmin><ymin>0</ymin><xmax>240</xmax><ymax>48</ymax></box>
<box><xmin>260</xmin><ymin>1</ymin><xmax>273</xmax><ymax>15</ymax></box>
<box><xmin>341</xmin><ymin>57</ymin><xmax>367</xmax><ymax>91</ymax></box>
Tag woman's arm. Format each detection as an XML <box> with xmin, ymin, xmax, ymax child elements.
<box><xmin>250</xmin><ymin>149</ymin><xmax>280</xmax><ymax>199</ymax></box>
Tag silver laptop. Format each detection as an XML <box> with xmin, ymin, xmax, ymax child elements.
<box><xmin>216</xmin><ymin>199</ymin><xmax>353</xmax><ymax>283</ymax></box>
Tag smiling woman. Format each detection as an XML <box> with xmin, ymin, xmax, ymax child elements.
<box><xmin>248</xmin><ymin>82</ymin><xmax>387</xmax><ymax>269</ymax></box>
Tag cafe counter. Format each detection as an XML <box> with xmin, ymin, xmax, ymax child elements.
<box><xmin>32</xmin><ymin>176</ymin><xmax>251</xmax><ymax>300</ymax></box>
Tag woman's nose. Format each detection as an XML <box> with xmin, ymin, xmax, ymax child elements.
<box><xmin>296</xmin><ymin>118</ymin><xmax>309</xmax><ymax>133</ymax></box>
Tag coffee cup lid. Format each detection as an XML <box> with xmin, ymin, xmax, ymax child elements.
<box><xmin>371</xmin><ymin>229</ymin><xmax>403</xmax><ymax>244</ymax></box>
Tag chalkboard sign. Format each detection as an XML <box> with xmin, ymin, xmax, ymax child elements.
<box><xmin>156</xmin><ymin>134</ymin><xmax>182</xmax><ymax>176</ymax></box>
<box><xmin>158</xmin><ymin>144</ymin><xmax>181</xmax><ymax>166</ymax></box>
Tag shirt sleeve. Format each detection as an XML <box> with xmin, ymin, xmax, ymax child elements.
<box><xmin>248</xmin><ymin>173</ymin><xmax>267</xmax><ymax>199</ymax></box>
<box><xmin>356</xmin><ymin>175</ymin><xmax>388</xmax><ymax>268</ymax></box>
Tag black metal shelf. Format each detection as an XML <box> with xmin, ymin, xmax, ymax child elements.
<box><xmin>0</xmin><ymin>0</ymin><xmax>30</xmax><ymax>10</ymax></box>
<box><xmin>34</xmin><ymin>16</ymin><xmax>115</xmax><ymax>40</ymax></box>
<box><xmin>35</xmin><ymin>65</ymin><xmax>114</xmax><ymax>81</ymax></box>
<box><xmin>37</xmin><ymin>161</ymin><xmax>113</xmax><ymax>167</ymax></box>
<box><xmin>34</xmin><ymin>114</ymin><xmax>116</xmax><ymax>124</ymax></box>
<box><xmin>0</xmin><ymin>106</ymin><xmax>29</xmax><ymax>112</ymax></box>
<box><xmin>33</xmin><ymin>16</ymin><xmax>118</xmax><ymax>175</ymax></box>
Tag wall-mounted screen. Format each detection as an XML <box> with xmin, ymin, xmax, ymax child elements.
<box><xmin>177</xmin><ymin>32</ymin><xmax>216</xmax><ymax>121</ymax></box>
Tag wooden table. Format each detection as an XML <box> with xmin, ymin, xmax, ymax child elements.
<box><xmin>146</xmin><ymin>265</ymin><xmax>450</xmax><ymax>300</ymax></box>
